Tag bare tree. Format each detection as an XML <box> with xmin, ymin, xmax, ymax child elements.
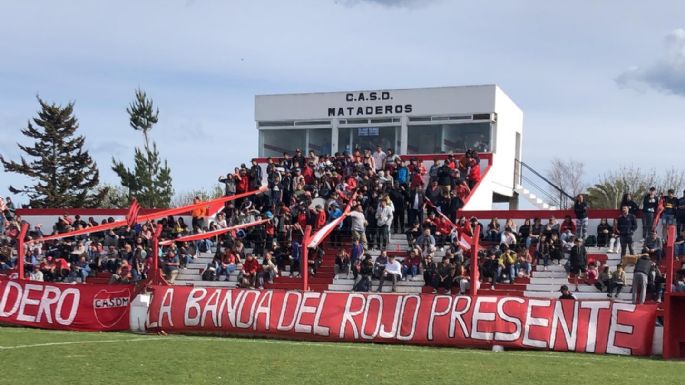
<box><xmin>546</xmin><ymin>158</ymin><xmax>586</xmax><ymax>207</ymax></box>
<box><xmin>657</xmin><ymin>167</ymin><xmax>685</xmax><ymax>194</ymax></box>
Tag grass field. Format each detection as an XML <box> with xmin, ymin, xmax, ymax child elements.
<box><xmin>0</xmin><ymin>327</ymin><xmax>682</xmax><ymax>385</ymax></box>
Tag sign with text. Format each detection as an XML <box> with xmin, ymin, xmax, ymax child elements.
<box><xmin>328</xmin><ymin>91</ymin><xmax>413</xmax><ymax>117</ymax></box>
<box><xmin>0</xmin><ymin>277</ymin><xmax>133</xmax><ymax>331</ymax></box>
<box><xmin>146</xmin><ymin>287</ymin><xmax>657</xmax><ymax>356</ymax></box>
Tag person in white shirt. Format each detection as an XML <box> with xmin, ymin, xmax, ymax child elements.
<box><xmin>377</xmin><ymin>254</ymin><xmax>402</xmax><ymax>292</ymax></box>
<box><xmin>372</xmin><ymin>145</ymin><xmax>387</xmax><ymax>172</ymax></box>
<box><xmin>29</xmin><ymin>265</ymin><xmax>44</xmax><ymax>282</ymax></box>
<box><xmin>500</xmin><ymin>229</ymin><xmax>517</xmax><ymax>247</ymax></box>
<box><xmin>375</xmin><ymin>199</ymin><xmax>394</xmax><ymax>250</ymax></box>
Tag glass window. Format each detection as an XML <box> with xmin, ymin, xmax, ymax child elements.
<box><xmin>407</xmin><ymin>124</ymin><xmax>442</xmax><ymax>154</ymax></box>
<box><xmin>307</xmin><ymin>128</ymin><xmax>332</xmax><ymax>156</ymax></box>
<box><xmin>407</xmin><ymin>122</ymin><xmax>491</xmax><ymax>154</ymax></box>
<box><xmin>443</xmin><ymin>122</ymin><xmax>490</xmax><ymax>152</ymax></box>
<box><xmin>260</xmin><ymin>129</ymin><xmax>306</xmax><ymax>157</ymax></box>
<box><xmin>338</xmin><ymin>126</ymin><xmax>398</xmax><ymax>154</ymax></box>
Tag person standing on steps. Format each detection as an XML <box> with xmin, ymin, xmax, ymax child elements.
<box><xmin>642</xmin><ymin>187</ymin><xmax>658</xmax><ymax>240</ymax></box>
<box><xmin>633</xmin><ymin>254</ymin><xmax>652</xmax><ymax>304</ymax></box>
<box><xmin>616</xmin><ymin>205</ymin><xmax>638</xmax><ymax>257</ymax></box>
<box><xmin>573</xmin><ymin>194</ymin><xmax>589</xmax><ymax>240</ymax></box>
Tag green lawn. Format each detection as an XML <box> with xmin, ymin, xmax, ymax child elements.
<box><xmin>0</xmin><ymin>326</ymin><xmax>682</xmax><ymax>385</ymax></box>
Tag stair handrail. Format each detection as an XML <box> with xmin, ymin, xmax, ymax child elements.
<box><xmin>515</xmin><ymin>159</ymin><xmax>575</xmax><ymax>203</ymax></box>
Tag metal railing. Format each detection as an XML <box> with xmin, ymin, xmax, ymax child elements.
<box><xmin>515</xmin><ymin>159</ymin><xmax>575</xmax><ymax>209</ymax></box>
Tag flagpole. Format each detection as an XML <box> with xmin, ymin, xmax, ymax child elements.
<box><xmin>152</xmin><ymin>224</ymin><xmax>163</xmax><ymax>285</ymax></box>
<box><xmin>470</xmin><ymin>224</ymin><xmax>480</xmax><ymax>296</ymax></box>
<box><xmin>16</xmin><ymin>223</ymin><xmax>29</xmax><ymax>280</ymax></box>
<box><xmin>302</xmin><ymin>225</ymin><xmax>312</xmax><ymax>291</ymax></box>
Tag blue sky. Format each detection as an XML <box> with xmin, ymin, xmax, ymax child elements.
<box><xmin>1</xmin><ymin>0</ymin><xmax>684</xmax><ymax>205</ymax></box>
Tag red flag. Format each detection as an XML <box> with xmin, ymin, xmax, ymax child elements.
<box><xmin>126</xmin><ymin>199</ymin><xmax>140</xmax><ymax>228</ymax></box>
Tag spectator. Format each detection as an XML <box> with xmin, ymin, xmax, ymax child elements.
<box><xmin>415</xmin><ymin>228</ymin><xmax>436</xmax><ymax>256</ymax></box>
<box><xmin>407</xmin><ymin>186</ymin><xmax>425</xmax><ymax>227</ymax></box>
<box><xmin>642</xmin><ymin>187</ymin><xmax>658</xmax><ymax>240</ymax></box>
<box><xmin>568</xmin><ymin>238</ymin><xmax>587</xmax><ymax>280</ymax></box>
<box><xmin>163</xmin><ymin>250</ymin><xmax>180</xmax><ymax>284</ymax></box>
<box><xmin>240</xmin><ymin>253</ymin><xmax>260</xmax><ymax>289</ymax></box>
<box><xmin>596</xmin><ymin>218</ymin><xmax>611</xmax><ymax>248</ymax></box>
<box><xmin>677</xmin><ymin>189</ymin><xmax>685</xmax><ymax>234</ymax></box>
<box><xmin>661</xmin><ymin>189</ymin><xmax>678</xmax><ymax>238</ymax></box>
<box><xmin>536</xmin><ymin>234</ymin><xmax>550</xmax><ymax>271</ymax></box>
<box><xmin>372</xmin><ymin>250</ymin><xmax>389</xmax><ymax>280</ymax></box>
<box><xmin>353</xmin><ymin>255</ymin><xmax>374</xmax><ymax>292</ymax></box>
<box><xmin>486</xmin><ymin>218</ymin><xmax>500</xmax><ymax>242</ymax></box>
<box><xmin>616</xmin><ymin>205</ymin><xmax>638</xmax><ymax>257</ymax></box>
<box><xmin>401</xmin><ymin>249</ymin><xmax>421</xmax><ymax>281</ymax></box>
<box><xmin>633</xmin><ymin>254</ymin><xmax>652</xmax><ymax>304</ymax></box>
<box><xmin>28</xmin><ymin>263</ymin><xmax>43</xmax><ymax>281</ymax></box>
<box><xmin>498</xmin><ymin>244</ymin><xmax>517</xmax><ymax>283</ymax></box>
<box><xmin>573</xmin><ymin>194</ymin><xmax>589</xmax><ymax>240</ymax></box>
<box><xmin>620</xmin><ymin>193</ymin><xmax>639</xmax><ymax>216</ymax></box>
<box><xmin>453</xmin><ymin>264</ymin><xmax>471</xmax><ymax>295</ymax></box>
<box><xmin>432</xmin><ymin>256</ymin><xmax>454</xmax><ymax>294</ymax></box>
<box><xmin>559</xmin><ymin>285</ymin><xmax>576</xmax><ymax>300</ymax></box>
<box><xmin>375</xmin><ymin>199</ymin><xmax>393</xmax><ymax>250</ymax></box>
<box><xmin>348</xmin><ymin>204</ymin><xmax>368</xmax><ymax>249</ymax></box>
<box><xmin>594</xmin><ymin>265</ymin><xmax>611</xmax><ymax>292</ymax></box>
<box><xmin>642</xmin><ymin>230</ymin><xmax>663</xmax><ymax>265</ymax></box>
<box><xmin>608</xmin><ymin>264</ymin><xmax>626</xmax><ymax>298</ymax></box>
<box><xmin>377</xmin><ymin>255</ymin><xmax>402</xmax><ymax>292</ymax></box>
<box><xmin>515</xmin><ymin>246</ymin><xmax>532</xmax><ymax>278</ymax></box>
<box><xmin>261</xmin><ymin>251</ymin><xmax>278</xmax><ymax>285</ymax></box>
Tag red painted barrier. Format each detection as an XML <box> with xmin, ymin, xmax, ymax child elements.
<box><xmin>146</xmin><ymin>286</ymin><xmax>657</xmax><ymax>356</ymax></box>
<box><xmin>0</xmin><ymin>277</ymin><xmax>134</xmax><ymax>331</ymax></box>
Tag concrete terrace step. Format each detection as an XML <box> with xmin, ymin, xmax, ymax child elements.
<box><xmin>524</xmin><ymin>291</ymin><xmax>633</xmax><ymax>301</ymax></box>
<box><xmin>529</xmin><ymin>277</ymin><xmax>634</xmax><ymax>285</ymax></box>
<box><xmin>528</xmin><ymin>284</ymin><xmax>609</xmax><ymax>292</ymax></box>
<box><xmin>174</xmin><ymin>280</ymin><xmax>239</xmax><ymax>288</ymax></box>
<box><xmin>327</xmin><ymin>284</ymin><xmax>424</xmax><ymax>294</ymax></box>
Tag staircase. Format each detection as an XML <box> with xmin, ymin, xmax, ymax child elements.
<box><xmin>515</xmin><ymin>184</ymin><xmax>557</xmax><ymax>210</ymax></box>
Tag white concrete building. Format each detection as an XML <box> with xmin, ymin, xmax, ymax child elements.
<box><xmin>255</xmin><ymin>85</ymin><xmax>523</xmax><ymax>210</ymax></box>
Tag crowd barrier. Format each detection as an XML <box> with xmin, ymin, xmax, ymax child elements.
<box><xmin>0</xmin><ymin>280</ymin><xmax>664</xmax><ymax>356</ymax></box>
<box><xmin>0</xmin><ymin>277</ymin><xmax>133</xmax><ymax>331</ymax></box>
<box><xmin>144</xmin><ymin>286</ymin><xmax>656</xmax><ymax>356</ymax></box>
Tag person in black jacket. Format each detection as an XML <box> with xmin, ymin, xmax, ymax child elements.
<box><xmin>596</xmin><ymin>218</ymin><xmax>612</xmax><ymax>247</ymax></box>
<box><xmin>642</xmin><ymin>187</ymin><xmax>658</xmax><ymax>239</ymax></box>
<box><xmin>573</xmin><ymin>194</ymin><xmax>589</xmax><ymax>240</ymax></box>
<box><xmin>620</xmin><ymin>193</ymin><xmax>639</xmax><ymax>216</ymax></box>
<box><xmin>407</xmin><ymin>186</ymin><xmax>425</xmax><ymax>227</ymax></box>
<box><xmin>617</xmin><ymin>205</ymin><xmax>638</xmax><ymax>257</ymax></box>
<box><xmin>388</xmin><ymin>182</ymin><xmax>407</xmax><ymax>233</ymax></box>
<box><xmin>676</xmin><ymin>189</ymin><xmax>685</xmax><ymax>234</ymax></box>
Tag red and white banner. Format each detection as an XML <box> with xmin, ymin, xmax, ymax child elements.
<box><xmin>0</xmin><ymin>277</ymin><xmax>133</xmax><ymax>331</ymax></box>
<box><xmin>307</xmin><ymin>192</ymin><xmax>357</xmax><ymax>249</ymax></box>
<box><xmin>160</xmin><ymin>219</ymin><xmax>269</xmax><ymax>246</ymax></box>
<box><xmin>146</xmin><ymin>287</ymin><xmax>657</xmax><ymax>356</ymax></box>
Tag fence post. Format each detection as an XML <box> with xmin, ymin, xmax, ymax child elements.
<box><xmin>470</xmin><ymin>225</ymin><xmax>481</xmax><ymax>296</ymax></box>
<box><xmin>152</xmin><ymin>224</ymin><xmax>163</xmax><ymax>285</ymax></box>
<box><xmin>16</xmin><ymin>223</ymin><xmax>29</xmax><ymax>280</ymax></box>
<box><xmin>302</xmin><ymin>225</ymin><xmax>312</xmax><ymax>291</ymax></box>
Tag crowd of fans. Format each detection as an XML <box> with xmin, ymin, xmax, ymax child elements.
<box><xmin>1</xmin><ymin>148</ymin><xmax>685</xmax><ymax>303</ymax></box>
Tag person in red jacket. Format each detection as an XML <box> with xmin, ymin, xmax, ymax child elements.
<box><xmin>560</xmin><ymin>215</ymin><xmax>577</xmax><ymax>234</ymax></box>
<box><xmin>467</xmin><ymin>158</ymin><xmax>481</xmax><ymax>189</ymax></box>
<box><xmin>312</xmin><ymin>205</ymin><xmax>327</xmax><ymax>230</ymax></box>
<box><xmin>240</xmin><ymin>253</ymin><xmax>260</xmax><ymax>288</ymax></box>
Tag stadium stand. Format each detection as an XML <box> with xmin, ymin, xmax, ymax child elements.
<box><xmin>2</xmin><ymin>148</ymin><xmax>684</xmax><ymax>306</ymax></box>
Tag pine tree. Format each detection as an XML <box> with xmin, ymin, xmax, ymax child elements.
<box><xmin>0</xmin><ymin>97</ymin><xmax>107</xmax><ymax>208</ymax></box>
<box><xmin>112</xmin><ymin>89</ymin><xmax>174</xmax><ymax>208</ymax></box>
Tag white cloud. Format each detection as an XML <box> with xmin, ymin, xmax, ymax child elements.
<box><xmin>616</xmin><ymin>28</ymin><xmax>685</xmax><ymax>96</ymax></box>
